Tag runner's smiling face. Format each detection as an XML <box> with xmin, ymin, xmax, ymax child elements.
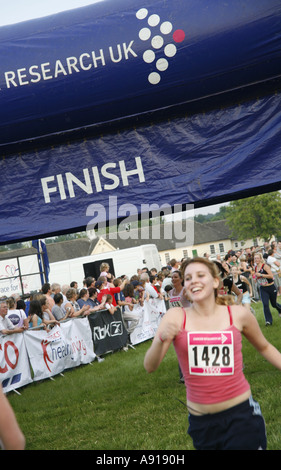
<box><xmin>184</xmin><ymin>262</ymin><xmax>219</xmax><ymax>301</ymax></box>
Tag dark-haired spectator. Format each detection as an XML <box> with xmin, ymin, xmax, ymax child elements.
<box><xmin>97</xmin><ymin>276</ymin><xmax>128</xmax><ymax>306</ymax></box>
<box><xmin>0</xmin><ymin>301</ymin><xmax>26</xmax><ymax>335</ymax></box>
<box><xmin>16</xmin><ymin>299</ymin><xmax>27</xmax><ymax>313</ymax></box>
<box><xmin>70</xmin><ymin>281</ymin><xmax>78</xmax><ymax>289</ymax></box>
<box><xmin>52</xmin><ymin>293</ymin><xmax>71</xmax><ymax>321</ymax></box>
<box><xmin>77</xmin><ymin>288</ymin><xmax>89</xmax><ymax>308</ymax></box>
<box><xmin>140</xmin><ymin>273</ymin><xmax>159</xmax><ymax>299</ymax></box>
<box><xmin>64</xmin><ymin>288</ymin><xmax>90</xmax><ymax>318</ymax></box>
<box><xmin>25</xmin><ymin>299</ymin><xmax>45</xmax><ymax>329</ymax></box>
<box><xmin>239</xmin><ymin>255</ymin><xmax>252</xmax><ymax>279</ymax></box>
<box><xmin>123</xmin><ymin>283</ymin><xmax>137</xmax><ymax>309</ymax></box>
<box><xmin>86</xmin><ymin>288</ymin><xmax>106</xmax><ymax>312</ymax></box>
<box><xmin>170</xmin><ymin>259</ymin><xmax>180</xmax><ymax>272</ymax></box>
<box><xmin>229</xmin><ymin>253</ymin><xmax>239</xmax><ymax>267</ymax></box>
<box><xmin>224</xmin><ymin>253</ymin><xmax>232</xmax><ymax>271</ymax></box>
<box><xmin>41</xmin><ymin>282</ymin><xmax>55</xmax><ymax>309</ymax></box>
<box><xmin>214</xmin><ymin>261</ymin><xmax>243</xmax><ymax>303</ymax></box>
<box><xmin>161</xmin><ymin>269</ymin><xmax>173</xmax><ymax>291</ymax></box>
<box><xmin>113</xmin><ymin>279</ymin><xmax>140</xmax><ymax>334</ymax></box>
<box><xmin>87</xmin><ymin>288</ymin><xmax>99</xmax><ymax>307</ymax></box>
<box><xmin>113</xmin><ymin>278</ymin><xmax>128</xmax><ymax>311</ymax></box>
<box><xmin>39</xmin><ymin>296</ymin><xmax>60</xmax><ymax>328</ymax></box>
<box><xmin>231</xmin><ymin>265</ymin><xmax>252</xmax><ymax>311</ymax></box>
<box><xmin>132</xmin><ymin>280</ymin><xmax>145</xmax><ymax>306</ymax></box>
<box><xmin>6</xmin><ymin>297</ymin><xmax>26</xmax><ymax>328</ymax></box>
<box><xmin>84</xmin><ymin>277</ymin><xmax>95</xmax><ymax>289</ymax></box>
<box><xmin>141</xmin><ymin>267</ymin><xmax>150</xmax><ymax>274</ymax></box>
<box><xmin>149</xmin><ymin>275</ymin><xmax>159</xmax><ymax>294</ymax></box>
<box><xmin>105</xmin><ymin>294</ymin><xmax>117</xmax><ymax>315</ymax></box>
<box><xmin>150</xmin><ymin>268</ymin><xmax>158</xmax><ymax>276</ymax></box>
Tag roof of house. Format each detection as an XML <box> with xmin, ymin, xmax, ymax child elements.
<box><xmin>0</xmin><ymin>238</ymin><xmax>91</xmax><ymax>263</ymax></box>
<box><xmin>0</xmin><ymin>219</ymin><xmax>233</xmax><ymax>263</ymax></box>
<box><xmin>88</xmin><ymin>219</ymin><xmax>233</xmax><ymax>252</ymax></box>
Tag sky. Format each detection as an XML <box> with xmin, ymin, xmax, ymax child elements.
<box><xmin>0</xmin><ymin>0</ymin><xmax>226</xmax><ymax>216</ymax></box>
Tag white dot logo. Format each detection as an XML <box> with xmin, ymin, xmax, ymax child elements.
<box><xmin>151</xmin><ymin>35</ymin><xmax>164</xmax><ymax>49</ymax></box>
<box><xmin>156</xmin><ymin>58</ymin><xmax>168</xmax><ymax>72</ymax></box>
<box><xmin>164</xmin><ymin>44</ymin><xmax>177</xmax><ymax>58</ymax></box>
<box><xmin>160</xmin><ymin>21</ymin><xmax>173</xmax><ymax>35</ymax></box>
<box><xmin>148</xmin><ymin>14</ymin><xmax>160</xmax><ymax>27</ymax></box>
<box><xmin>136</xmin><ymin>7</ymin><xmax>185</xmax><ymax>85</ymax></box>
<box><xmin>136</xmin><ymin>8</ymin><xmax>148</xmax><ymax>20</ymax></box>
<box><xmin>139</xmin><ymin>27</ymin><xmax>151</xmax><ymax>41</ymax></box>
<box><xmin>143</xmin><ymin>50</ymin><xmax>155</xmax><ymax>63</ymax></box>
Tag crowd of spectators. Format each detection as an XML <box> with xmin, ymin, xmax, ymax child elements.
<box><xmin>205</xmin><ymin>241</ymin><xmax>281</xmax><ymax>324</ymax></box>
<box><xmin>1</xmin><ymin>243</ymin><xmax>281</xmax><ymax>337</ymax></box>
<box><xmin>0</xmin><ymin>260</ymin><xmax>177</xmax><ymax>337</ymax></box>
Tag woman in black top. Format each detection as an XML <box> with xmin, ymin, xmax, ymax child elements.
<box><xmin>231</xmin><ymin>265</ymin><xmax>252</xmax><ymax>311</ymax></box>
<box><xmin>214</xmin><ymin>261</ymin><xmax>243</xmax><ymax>303</ymax></box>
<box><xmin>254</xmin><ymin>253</ymin><xmax>281</xmax><ymax>325</ymax></box>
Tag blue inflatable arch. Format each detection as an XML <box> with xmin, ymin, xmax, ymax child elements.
<box><xmin>1</xmin><ymin>0</ymin><xmax>281</xmax><ymax>243</ymax></box>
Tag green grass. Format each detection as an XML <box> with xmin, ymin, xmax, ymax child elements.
<box><xmin>6</xmin><ymin>299</ymin><xmax>281</xmax><ymax>450</ymax></box>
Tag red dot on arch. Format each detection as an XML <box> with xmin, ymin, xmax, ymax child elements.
<box><xmin>173</xmin><ymin>29</ymin><xmax>185</xmax><ymax>43</ymax></box>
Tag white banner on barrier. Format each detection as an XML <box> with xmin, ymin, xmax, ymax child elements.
<box><xmin>24</xmin><ymin>319</ymin><xmax>96</xmax><ymax>381</ymax></box>
<box><xmin>130</xmin><ymin>298</ymin><xmax>166</xmax><ymax>345</ymax></box>
<box><xmin>1</xmin><ymin>303</ymin><xmax>164</xmax><ymax>392</ymax></box>
<box><xmin>0</xmin><ymin>333</ymin><xmax>33</xmax><ymax>393</ymax></box>
<box><xmin>60</xmin><ymin>318</ymin><xmax>96</xmax><ymax>369</ymax></box>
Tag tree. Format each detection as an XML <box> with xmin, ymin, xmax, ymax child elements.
<box><xmin>225</xmin><ymin>191</ymin><xmax>281</xmax><ymax>241</ymax></box>
<box><xmin>210</xmin><ymin>205</ymin><xmax>228</xmax><ymax>221</ymax></box>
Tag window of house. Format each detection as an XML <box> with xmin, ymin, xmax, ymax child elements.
<box><xmin>219</xmin><ymin>243</ymin><xmax>224</xmax><ymax>253</ymax></box>
<box><xmin>183</xmin><ymin>249</ymin><xmax>188</xmax><ymax>258</ymax></box>
<box><xmin>165</xmin><ymin>253</ymin><xmax>170</xmax><ymax>264</ymax></box>
<box><xmin>210</xmin><ymin>244</ymin><xmax>215</xmax><ymax>254</ymax></box>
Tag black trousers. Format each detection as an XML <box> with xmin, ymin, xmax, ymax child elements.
<box><xmin>260</xmin><ymin>283</ymin><xmax>281</xmax><ymax>324</ymax></box>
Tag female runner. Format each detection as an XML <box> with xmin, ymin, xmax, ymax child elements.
<box><xmin>253</xmin><ymin>252</ymin><xmax>281</xmax><ymax>325</ymax></box>
<box><xmin>144</xmin><ymin>257</ymin><xmax>281</xmax><ymax>450</ymax></box>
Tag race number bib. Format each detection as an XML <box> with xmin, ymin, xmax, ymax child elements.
<box><xmin>187</xmin><ymin>331</ymin><xmax>234</xmax><ymax>376</ymax></box>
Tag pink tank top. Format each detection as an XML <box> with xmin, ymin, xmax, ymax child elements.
<box><xmin>173</xmin><ymin>306</ymin><xmax>250</xmax><ymax>404</ymax></box>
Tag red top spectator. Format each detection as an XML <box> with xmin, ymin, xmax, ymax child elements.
<box><xmin>97</xmin><ymin>276</ymin><xmax>128</xmax><ymax>306</ymax></box>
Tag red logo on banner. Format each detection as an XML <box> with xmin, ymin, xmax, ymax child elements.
<box><xmin>0</xmin><ymin>341</ymin><xmax>19</xmax><ymax>374</ymax></box>
<box><xmin>41</xmin><ymin>339</ymin><xmax>53</xmax><ymax>372</ymax></box>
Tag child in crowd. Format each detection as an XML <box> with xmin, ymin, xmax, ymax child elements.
<box><xmin>132</xmin><ymin>281</ymin><xmax>145</xmax><ymax>306</ymax></box>
<box><xmin>100</xmin><ymin>262</ymin><xmax>112</xmax><ymax>286</ymax></box>
<box><xmin>123</xmin><ymin>283</ymin><xmax>137</xmax><ymax>311</ymax></box>
<box><xmin>150</xmin><ymin>275</ymin><xmax>159</xmax><ymax>294</ymax></box>
<box><xmin>6</xmin><ymin>297</ymin><xmax>26</xmax><ymax>328</ymax></box>
<box><xmin>25</xmin><ymin>299</ymin><xmax>46</xmax><ymax>330</ymax></box>
<box><xmin>105</xmin><ymin>294</ymin><xmax>117</xmax><ymax>315</ymax></box>
<box><xmin>39</xmin><ymin>295</ymin><xmax>60</xmax><ymax>329</ymax></box>
<box><xmin>139</xmin><ymin>279</ymin><xmax>150</xmax><ymax>302</ymax></box>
